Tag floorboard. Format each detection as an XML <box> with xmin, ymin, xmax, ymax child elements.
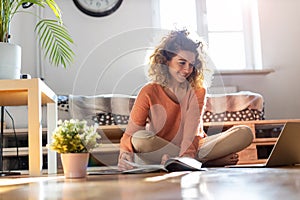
<box><xmin>1</xmin><ymin>166</ymin><xmax>300</xmax><ymax>199</ymax></box>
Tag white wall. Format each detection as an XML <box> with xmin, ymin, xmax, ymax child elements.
<box><xmin>223</xmin><ymin>0</ymin><xmax>300</xmax><ymax>119</ymax></box>
<box><xmin>8</xmin><ymin>0</ymin><xmax>300</xmax><ymax>120</ymax></box>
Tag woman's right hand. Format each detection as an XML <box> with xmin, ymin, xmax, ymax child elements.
<box><xmin>118</xmin><ymin>151</ymin><xmax>134</xmax><ymax>171</ymax></box>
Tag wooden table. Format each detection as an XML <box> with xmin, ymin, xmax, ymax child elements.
<box><xmin>0</xmin><ymin>78</ymin><xmax>57</xmax><ymax>176</ymax></box>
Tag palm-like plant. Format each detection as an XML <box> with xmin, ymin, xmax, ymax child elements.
<box><xmin>0</xmin><ymin>0</ymin><xmax>74</xmax><ymax>68</ymax></box>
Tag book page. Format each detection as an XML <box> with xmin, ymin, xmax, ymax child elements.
<box><xmin>122</xmin><ymin>160</ymin><xmax>167</xmax><ymax>173</ymax></box>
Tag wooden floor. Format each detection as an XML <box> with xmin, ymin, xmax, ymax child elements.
<box><xmin>1</xmin><ymin>166</ymin><xmax>300</xmax><ymax>200</ymax></box>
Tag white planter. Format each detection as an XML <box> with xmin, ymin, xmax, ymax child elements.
<box><xmin>61</xmin><ymin>153</ymin><xmax>90</xmax><ymax>179</ymax></box>
<box><xmin>0</xmin><ymin>42</ymin><xmax>21</xmax><ymax>79</ymax></box>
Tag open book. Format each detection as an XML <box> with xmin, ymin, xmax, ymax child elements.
<box><xmin>122</xmin><ymin>157</ymin><xmax>205</xmax><ymax>174</ymax></box>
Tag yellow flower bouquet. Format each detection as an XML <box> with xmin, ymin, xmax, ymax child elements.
<box><xmin>48</xmin><ymin>119</ymin><xmax>101</xmax><ymax>153</ymax></box>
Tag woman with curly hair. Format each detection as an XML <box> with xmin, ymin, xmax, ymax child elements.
<box><xmin>118</xmin><ymin>29</ymin><xmax>253</xmax><ymax>170</ymax></box>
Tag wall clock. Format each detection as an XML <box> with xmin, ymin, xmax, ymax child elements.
<box><xmin>73</xmin><ymin>0</ymin><xmax>123</xmax><ymax>17</ymax></box>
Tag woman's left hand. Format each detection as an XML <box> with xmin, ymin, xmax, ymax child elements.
<box><xmin>161</xmin><ymin>154</ymin><xmax>170</xmax><ymax>165</ymax></box>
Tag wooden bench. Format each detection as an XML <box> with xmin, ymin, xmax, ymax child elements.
<box><xmin>3</xmin><ymin>119</ymin><xmax>300</xmax><ymax>169</ymax></box>
<box><xmin>94</xmin><ymin>119</ymin><xmax>300</xmax><ymax>165</ymax></box>
<box><xmin>203</xmin><ymin>119</ymin><xmax>300</xmax><ymax>164</ymax></box>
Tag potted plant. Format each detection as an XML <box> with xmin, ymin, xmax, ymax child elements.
<box><xmin>0</xmin><ymin>0</ymin><xmax>74</xmax><ymax>79</ymax></box>
<box><xmin>48</xmin><ymin>119</ymin><xmax>101</xmax><ymax>178</ymax></box>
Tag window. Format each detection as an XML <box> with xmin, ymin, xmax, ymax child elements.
<box><xmin>157</xmin><ymin>0</ymin><xmax>262</xmax><ymax>71</ymax></box>
<box><xmin>159</xmin><ymin>0</ymin><xmax>197</xmax><ymax>32</ymax></box>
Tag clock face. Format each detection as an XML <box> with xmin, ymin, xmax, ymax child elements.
<box><xmin>73</xmin><ymin>0</ymin><xmax>123</xmax><ymax>17</ymax></box>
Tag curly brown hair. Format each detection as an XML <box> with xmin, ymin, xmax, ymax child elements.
<box><xmin>148</xmin><ymin>29</ymin><xmax>207</xmax><ymax>89</ymax></box>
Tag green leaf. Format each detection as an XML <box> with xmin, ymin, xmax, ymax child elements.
<box><xmin>35</xmin><ymin>19</ymin><xmax>74</xmax><ymax>68</ymax></box>
<box><xmin>1</xmin><ymin>0</ymin><xmax>74</xmax><ymax>68</ymax></box>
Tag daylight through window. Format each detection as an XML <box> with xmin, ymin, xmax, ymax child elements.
<box><xmin>158</xmin><ymin>0</ymin><xmax>262</xmax><ymax>71</ymax></box>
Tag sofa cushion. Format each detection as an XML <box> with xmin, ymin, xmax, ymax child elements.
<box><xmin>203</xmin><ymin>91</ymin><xmax>264</xmax><ymax>122</ymax></box>
<box><xmin>68</xmin><ymin>94</ymin><xmax>135</xmax><ymax>125</ymax></box>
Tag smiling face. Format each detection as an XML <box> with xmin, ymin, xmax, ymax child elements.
<box><xmin>167</xmin><ymin>50</ymin><xmax>196</xmax><ymax>84</ymax></box>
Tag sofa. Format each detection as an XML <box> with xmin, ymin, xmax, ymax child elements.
<box><xmin>58</xmin><ymin>91</ymin><xmax>264</xmax><ymax>125</ymax></box>
<box><xmin>54</xmin><ymin>91</ymin><xmax>265</xmax><ymax>166</ymax></box>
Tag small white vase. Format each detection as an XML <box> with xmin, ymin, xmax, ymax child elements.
<box><xmin>0</xmin><ymin>42</ymin><xmax>21</xmax><ymax>79</ymax></box>
<box><xmin>61</xmin><ymin>153</ymin><xmax>89</xmax><ymax>179</ymax></box>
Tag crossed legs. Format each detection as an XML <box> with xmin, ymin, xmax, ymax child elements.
<box><xmin>198</xmin><ymin>125</ymin><xmax>253</xmax><ymax>166</ymax></box>
<box><xmin>131</xmin><ymin>125</ymin><xmax>253</xmax><ymax>166</ymax></box>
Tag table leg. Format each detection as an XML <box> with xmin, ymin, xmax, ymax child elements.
<box><xmin>0</xmin><ymin>106</ymin><xmax>4</xmax><ymax>171</ymax></box>
<box><xmin>47</xmin><ymin>102</ymin><xmax>57</xmax><ymax>174</ymax></box>
<box><xmin>28</xmin><ymin>87</ymin><xmax>43</xmax><ymax>176</ymax></box>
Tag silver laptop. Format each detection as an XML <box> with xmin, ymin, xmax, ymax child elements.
<box><xmin>228</xmin><ymin>122</ymin><xmax>300</xmax><ymax>168</ymax></box>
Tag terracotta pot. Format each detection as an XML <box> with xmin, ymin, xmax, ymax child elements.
<box><xmin>0</xmin><ymin>42</ymin><xmax>21</xmax><ymax>79</ymax></box>
<box><xmin>61</xmin><ymin>153</ymin><xmax>89</xmax><ymax>178</ymax></box>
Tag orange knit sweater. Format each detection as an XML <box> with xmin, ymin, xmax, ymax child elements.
<box><xmin>120</xmin><ymin>83</ymin><xmax>206</xmax><ymax>158</ymax></box>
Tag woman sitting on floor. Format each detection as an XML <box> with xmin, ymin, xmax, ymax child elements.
<box><xmin>118</xmin><ymin>29</ymin><xmax>253</xmax><ymax>170</ymax></box>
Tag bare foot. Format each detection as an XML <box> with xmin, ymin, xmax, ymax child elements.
<box><xmin>202</xmin><ymin>153</ymin><xmax>239</xmax><ymax>167</ymax></box>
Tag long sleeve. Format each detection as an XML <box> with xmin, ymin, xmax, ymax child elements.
<box><xmin>119</xmin><ymin>83</ymin><xmax>177</xmax><ymax>153</ymax></box>
<box><xmin>119</xmin><ymin>85</ymin><xmax>151</xmax><ymax>152</ymax></box>
<box><xmin>179</xmin><ymin>87</ymin><xmax>206</xmax><ymax>158</ymax></box>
